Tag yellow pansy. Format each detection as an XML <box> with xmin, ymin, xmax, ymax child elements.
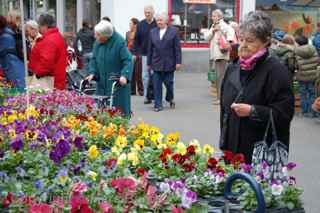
<box><xmin>8</xmin><ymin>113</ymin><xmax>18</xmax><ymax>123</ymax></box>
<box><xmin>189</xmin><ymin>139</ymin><xmax>202</xmax><ymax>154</ymax></box>
<box><xmin>18</xmin><ymin>112</ymin><xmax>26</xmax><ymax>120</ymax></box>
<box><xmin>88</xmin><ymin>145</ymin><xmax>99</xmax><ymax>160</ymax></box>
<box><xmin>25</xmin><ymin>130</ymin><xmax>38</xmax><ymax>141</ymax></box>
<box><xmin>26</xmin><ymin>105</ymin><xmax>39</xmax><ymax>118</ymax></box>
<box><xmin>176</xmin><ymin>142</ymin><xmax>187</xmax><ymax>155</ymax></box>
<box><xmin>117</xmin><ymin>153</ymin><xmax>127</xmax><ymax>166</ymax></box>
<box><xmin>87</xmin><ymin>171</ymin><xmax>98</xmax><ymax>181</ymax></box>
<box><xmin>0</xmin><ymin>116</ymin><xmax>7</xmax><ymax>126</ymax></box>
<box><xmin>133</xmin><ymin>139</ymin><xmax>145</xmax><ymax>150</ymax></box>
<box><xmin>150</xmin><ymin>126</ymin><xmax>160</xmax><ymax>136</ymax></box>
<box><xmin>115</xmin><ymin>135</ymin><xmax>128</xmax><ymax>148</ymax></box>
<box><xmin>203</xmin><ymin>144</ymin><xmax>215</xmax><ymax>156</ymax></box>
<box><xmin>8</xmin><ymin>129</ymin><xmax>16</xmax><ymax>139</ymax></box>
<box><xmin>166</xmin><ymin>132</ymin><xmax>180</xmax><ymax>145</ymax></box>
<box><xmin>128</xmin><ymin>151</ymin><xmax>139</xmax><ymax>166</ymax></box>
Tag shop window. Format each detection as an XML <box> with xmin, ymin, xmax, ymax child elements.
<box><xmin>64</xmin><ymin>0</ymin><xmax>77</xmax><ymax>35</ymax></box>
<box><xmin>171</xmin><ymin>0</ymin><xmax>236</xmax><ymax>45</ymax></box>
<box><xmin>256</xmin><ymin>0</ymin><xmax>320</xmax><ymax>37</ymax></box>
<box><xmin>83</xmin><ymin>0</ymin><xmax>101</xmax><ymax>27</ymax></box>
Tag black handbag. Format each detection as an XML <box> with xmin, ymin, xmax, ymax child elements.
<box><xmin>252</xmin><ymin>110</ymin><xmax>289</xmax><ymax>180</ymax></box>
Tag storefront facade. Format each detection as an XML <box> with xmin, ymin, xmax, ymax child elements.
<box><xmin>256</xmin><ymin>0</ymin><xmax>320</xmax><ymax>37</ymax></box>
<box><xmin>0</xmin><ymin>0</ymin><xmax>100</xmax><ymax>36</ymax></box>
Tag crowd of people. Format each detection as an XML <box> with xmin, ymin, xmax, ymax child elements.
<box><xmin>1</xmin><ymin>6</ymin><xmax>320</xmax><ymax>162</ymax></box>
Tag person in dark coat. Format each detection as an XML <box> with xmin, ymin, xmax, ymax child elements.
<box><xmin>126</xmin><ymin>17</ymin><xmax>143</xmax><ymax>96</ymax></box>
<box><xmin>73</xmin><ymin>21</ymin><xmax>95</xmax><ymax>70</ymax></box>
<box><xmin>148</xmin><ymin>13</ymin><xmax>182</xmax><ymax>112</ymax></box>
<box><xmin>86</xmin><ymin>20</ymin><xmax>132</xmax><ymax>117</ymax></box>
<box><xmin>132</xmin><ymin>5</ymin><xmax>157</xmax><ymax>104</ymax></box>
<box><xmin>0</xmin><ymin>15</ymin><xmax>25</xmax><ymax>89</ymax></box>
<box><xmin>220</xmin><ymin>11</ymin><xmax>294</xmax><ymax>163</ymax></box>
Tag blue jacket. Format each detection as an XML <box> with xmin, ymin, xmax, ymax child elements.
<box><xmin>0</xmin><ymin>27</ymin><xmax>25</xmax><ymax>89</ymax></box>
<box><xmin>132</xmin><ymin>19</ymin><xmax>157</xmax><ymax>56</ymax></box>
<box><xmin>147</xmin><ymin>26</ymin><xmax>182</xmax><ymax>72</ymax></box>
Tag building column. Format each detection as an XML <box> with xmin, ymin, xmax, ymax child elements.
<box><xmin>77</xmin><ymin>0</ymin><xmax>83</xmax><ymax>32</ymax></box>
<box><xmin>56</xmin><ymin>0</ymin><xmax>65</xmax><ymax>33</ymax></box>
<box><xmin>240</xmin><ymin>0</ymin><xmax>256</xmax><ymax>20</ymax></box>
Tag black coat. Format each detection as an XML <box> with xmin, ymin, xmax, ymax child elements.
<box><xmin>220</xmin><ymin>53</ymin><xmax>295</xmax><ymax>163</ymax></box>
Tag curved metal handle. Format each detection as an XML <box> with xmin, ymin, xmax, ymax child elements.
<box><xmin>224</xmin><ymin>172</ymin><xmax>265</xmax><ymax>213</ymax></box>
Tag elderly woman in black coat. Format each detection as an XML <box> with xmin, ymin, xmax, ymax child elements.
<box><xmin>220</xmin><ymin>11</ymin><xmax>294</xmax><ymax>163</ymax></box>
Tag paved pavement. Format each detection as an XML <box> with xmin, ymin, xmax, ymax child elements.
<box><xmin>130</xmin><ymin>72</ymin><xmax>319</xmax><ymax>213</ymax></box>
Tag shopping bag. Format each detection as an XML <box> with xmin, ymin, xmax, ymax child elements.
<box><xmin>252</xmin><ymin>110</ymin><xmax>289</xmax><ymax>180</ymax></box>
<box><xmin>218</xmin><ymin>35</ymin><xmax>230</xmax><ymax>53</ymax></box>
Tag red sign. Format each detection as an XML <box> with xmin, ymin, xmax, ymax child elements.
<box><xmin>183</xmin><ymin>0</ymin><xmax>216</xmax><ymax>4</ymax></box>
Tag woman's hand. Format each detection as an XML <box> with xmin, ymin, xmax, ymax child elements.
<box><xmin>119</xmin><ymin>76</ymin><xmax>127</xmax><ymax>86</ymax></box>
<box><xmin>231</xmin><ymin>103</ymin><xmax>252</xmax><ymax>117</ymax></box>
<box><xmin>85</xmin><ymin>74</ymin><xmax>94</xmax><ymax>81</ymax></box>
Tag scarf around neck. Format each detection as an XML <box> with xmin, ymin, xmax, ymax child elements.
<box><xmin>239</xmin><ymin>48</ymin><xmax>267</xmax><ymax>71</ymax></box>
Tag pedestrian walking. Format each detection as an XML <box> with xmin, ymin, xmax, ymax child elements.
<box><xmin>86</xmin><ymin>20</ymin><xmax>132</xmax><ymax>117</ymax></box>
<box><xmin>204</xmin><ymin>9</ymin><xmax>235</xmax><ymax>104</ymax></box>
<box><xmin>220</xmin><ymin>11</ymin><xmax>294</xmax><ymax>163</ymax></box>
<box><xmin>294</xmin><ymin>35</ymin><xmax>320</xmax><ymax>118</ymax></box>
<box><xmin>148</xmin><ymin>13</ymin><xmax>182</xmax><ymax>112</ymax></box>
<box><xmin>126</xmin><ymin>18</ymin><xmax>143</xmax><ymax>96</ymax></box>
<box><xmin>0</xmin><ymin>15</ymin><xmax>25</xmax><ymax>89</ymax></box>
<box><xmin>28</xmin><ymin>13</ymin><xmax>67</xmax><ymax>90</ymax></box>
<box><xmin>132</xmin><ymin>5</ymin><xmax>157</xmax><ymax>104</ymax></box>
<box><xmin>73</xmin><ymin>21</ymin><xmax>95</xmax><ymax>70</ymax></box>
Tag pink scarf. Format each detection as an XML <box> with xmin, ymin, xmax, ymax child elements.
<box><xmin>239</xmin><ymin>48</ymin><xmax>267</xmax><ymax>70</ymax></box>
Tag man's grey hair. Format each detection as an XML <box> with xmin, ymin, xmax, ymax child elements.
<box><xmin>144</xmin><ymin>5</ymin><xmax>155</xmax><ymax>15</ymax></box>
<box><xmin>155</xmin><ymin>13</ymin><xmax>168</xmax><ymax>23</ymax></box>
<box><xmin>26</xmin><ymin>20</ymin><xmax>39</xmax><ymax>30</ymax></box>
<box><xmin>94</xmin><ymin>20</ymin><xmax>114</xmax><ymax>38</ymax></box>
<box><xmin>212</xmin><ymin>9</ymin><xmax>224</xmax><ymax>18</ymax></box>
<box><xmin>38</xmin><ymin>13</ymin><xmax>56</xmax><ymax>28</ymax></box>
<box><xmin>240</xmin><ymin>11</ymin><xmax>273</xmax><ymax>44</ymax></box>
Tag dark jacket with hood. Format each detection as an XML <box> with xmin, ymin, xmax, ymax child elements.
<box><xmin>295</xmin><ymin>44</ymin><xmax>320</xmax><ymax>82</ymax></box>
<box><xmin>274</xmin><ymin>44</ymin><xmax>296</xmax><ymax>74</ymax></box>
<box><xmin>220</xmin><ymin>52</ymin><xmax>294</xmax><ymax>163</ymax></box>
<box><xmin>74</xmin><ymin>27</ymin><xmax>95</xmax><ymax>55</ymax></box>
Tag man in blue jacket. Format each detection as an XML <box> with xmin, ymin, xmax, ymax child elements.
<box><xmin>132</xmin><ymin>5</ymin><xmax>157</xmax><ymax>104</ymax></box>
<box><xmin>148</xmin><ymin>13</ymin><xmax>182</xmax><ymax>112</ymax></box>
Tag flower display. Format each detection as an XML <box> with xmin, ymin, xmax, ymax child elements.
<box><xmin>0</xmin><ymin>90</ymin><xmax>303</xmax><ymax>212</ymax></box>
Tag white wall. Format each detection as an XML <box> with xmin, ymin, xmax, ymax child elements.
<box><xmin>240</xmin><ymin>0</ymin><xmax>256</xmax><ymax>21</ymax></box>
<box><xmin>101</xmin><ymin>0</ymin><xmax>168</xmax><ymax>37</ymax></box>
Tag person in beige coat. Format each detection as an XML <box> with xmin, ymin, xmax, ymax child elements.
<box><xmin>204</xmin><ymin>9</ymin><xmax>235</xmax><ymax>103</ymax></box>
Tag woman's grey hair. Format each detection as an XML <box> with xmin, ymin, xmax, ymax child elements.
<box><xmin>94</xmin><ymin>20</ymin><xmax>114</xmax><ymax>38</ymax></box>
<box><xmin>212</xmin><ymin>9</ymin><xmax>224</xmax><ymax>18</ymax></box>
<box><xmin>26</xmin><ymin>20</ymin><xmax>39</xmax><ymax>30</ymax></box>
<box><xmin>38</xmin><ymin>13</ymin><xmax>56</xmax><ymax>28</ymax></box>
<box><xmin>155</xmin><ymin>13</ymin><xmax>168</xmax><ymax>23</ymax></box>
<box><xmin>240</xmin><ymin>11</ymin><xmax>273</xmax><ymax>44</ymax></box>
<box><xmin>144</xmin><ymin>5</ymin><xmax>155</xmax><ymax>15</ymax></box>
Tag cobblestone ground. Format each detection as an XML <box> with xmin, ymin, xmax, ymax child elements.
<box><xmin>130</xmin><ymin>72</ymin><xmax>320</xmax><ymax>213</ymax></box>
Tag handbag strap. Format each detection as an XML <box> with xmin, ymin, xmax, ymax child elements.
<box><xmin>263</xmin><ymin>109</ymin><xmax>278</xmax><ymax>142</ymax></box>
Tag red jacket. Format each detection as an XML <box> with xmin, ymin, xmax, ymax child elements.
<box><xmin>29</xmin><ymin>28</ymin><xmax>67</xmax><ymax>90</ymax></box>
